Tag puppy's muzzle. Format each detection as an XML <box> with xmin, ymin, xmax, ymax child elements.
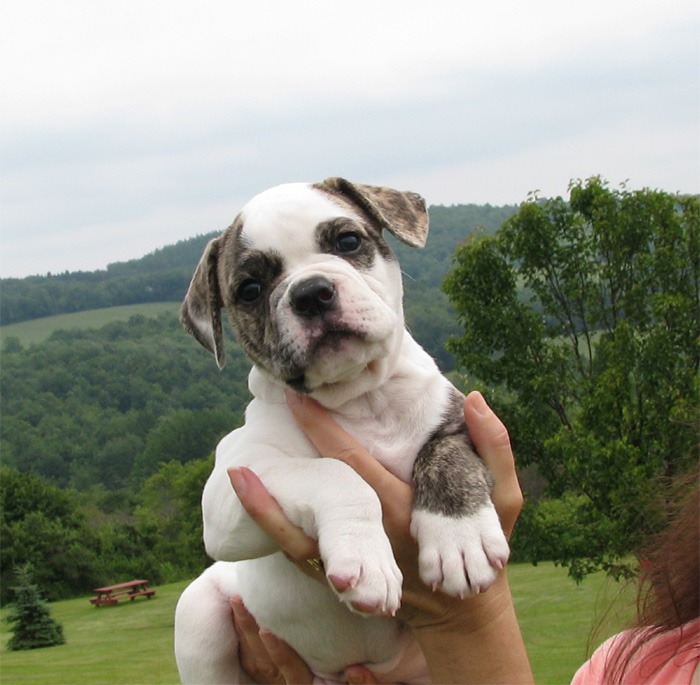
<box><xmin>290</xmin><ymin>277</ymin><xmax>337</xmax><ymax>319</ymax></box>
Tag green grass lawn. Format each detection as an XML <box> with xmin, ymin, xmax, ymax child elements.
<box><xmin>510</xmin><ymin>562</ymin><xmax>634</xmax><ymax>683</ymax></box>
<box><xmin>0</xmin><ymin>581</ymin><xmax>187</xmax><ymax>685</ymax></box>
<box><xmin>0</xmin><ymin>303</ymin><xmax>181</xmax><ymax>346</ymax></box>
<box><xmin>0</xmin><ymin>564</ymin><xmax>635</xmax><ymax>685</ymax></box>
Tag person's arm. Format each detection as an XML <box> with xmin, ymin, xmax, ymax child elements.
<box><xmin>231</xmin><ymin>390</ymin><xmax>534</xmax><ymax>684</ymax></box>
<box><xmin>408</xmin><ymin>571</ymin><xmax>531</xmax><ymax>684</ymax></box>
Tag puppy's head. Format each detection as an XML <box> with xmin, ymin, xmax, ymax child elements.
<box><xmin>181</xmin><ymin>178</ymin><xmax>428</xmax><ymax>398</ymax></box>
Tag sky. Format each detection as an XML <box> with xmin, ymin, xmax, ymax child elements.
<box><xmin>1</xmin><ymin>0</ymin><xmax>698</xmax><ymax>279</ymax></box>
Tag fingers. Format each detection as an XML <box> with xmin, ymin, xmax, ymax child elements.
<box><xmin>229</xmin><ymin>467</ymin><xmax>319</xmax><ymax>562</ymax></box>
<box><xmin>286</xmin><ymin>388</ymin><xmax>522</xmax><ymax>539</ymax></box>
<box><xmin>231</xmin><ymin>596</ymin><xmax>313</xmax><ymax>685</ymax></box>
<box><xmin>231</xmin><ymin>596</ymin><xmax>283</xmax><ymax>684</ymax></box>
<box><xmin>463</xmin><ymin>391</ymin><xmax>523</xmax><ymax>537</ymax></box>
<box><xmin>258</xmin><ymin>630</ymin><xmax>314</xmax><ymax>685</ymax></box>
<box><xmin>463</xmin><ymin>391</ymin><xmax>512</xmax><ymax>466</ymax></box>
<box><xmin>345</xmin><ymin>664</ymin><xmax>380</xmax><ymax>684</ymax></box>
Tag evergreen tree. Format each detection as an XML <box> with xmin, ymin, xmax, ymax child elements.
<box><xmin>5</xmin><ymin>565</ymin><xmax>65</xmax><ymax>650</ymax></box>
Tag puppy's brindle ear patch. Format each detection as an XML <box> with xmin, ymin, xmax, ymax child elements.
<box><xmin>180</xmin><ymin>237</ymin><xmax>226</xmax><ymax>369</ymax></box>
<box><xmin>316</xmin><ymin>177</ymin><xmax>429</xmax><ymax>249</ymax></box>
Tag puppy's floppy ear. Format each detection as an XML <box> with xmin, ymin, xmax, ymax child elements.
<box><xmin>180</xmin><ymin>237</ymin><xmax>226</xmax><ymax>369</ymax></box>
<box><xmin>318</xmin><ymin>177</ymin><xmax>429</xmax><ymax>248</ymax></box>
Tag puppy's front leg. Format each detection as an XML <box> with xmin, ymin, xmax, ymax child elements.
<box><xmin>204</xmin><ymin>454</ymin><xmax>402</xmax><ymax>616</ymax></box>
<box><xmin>410</xmin><ymin>392</ymin><xmax>510</xmax><ymax>598</ymax></box>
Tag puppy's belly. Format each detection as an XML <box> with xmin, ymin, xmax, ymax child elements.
<box><xmin>234</xmin><ymin>554</ymin><xmax>415</xmax><ymax>680</ymax></box>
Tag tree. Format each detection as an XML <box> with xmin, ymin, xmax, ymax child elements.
<box><xmin>133</xmin><ymin>457</ymin><xmax>212</xmax><ymax>578</ymax></box>
<box><xmin>443</xmin><ymin>178</ymin><xmax>699</xmax><ymax>579</ymax></box>
<box><xmin>132</xmin><ymin>408</ymin><xmax>236</xmax><ymax>482</ymax></box>
<box><xmin>5</xmin><ymin>565</ymin><xmax>65</xmax><ymax>650</ymax></box>
<box><xmin>0</xmin><ymin>467</ymin><xmax>102</xmax><ymax>603</ymax></box>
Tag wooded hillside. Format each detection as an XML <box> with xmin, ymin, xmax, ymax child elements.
<box><xmin>2</xmin><ymin>203</ymin><xmax>518</xmax><ymax>491</ymax></box>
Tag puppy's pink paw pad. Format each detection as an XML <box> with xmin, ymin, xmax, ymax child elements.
<box><xmin>328</xmin><ymin>574</ymin><xmax>354</xmax><ymax>593</ymax></box>
<box><xmin>351</xmin><ymin>600</ymin><xmax>381</xmax><ymax>614</ymax></box>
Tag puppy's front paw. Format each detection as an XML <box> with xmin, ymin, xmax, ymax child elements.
<box><xmin>320</xmin><ymin>526</ymin><xmax>402</xmax><ymax>616</ymax></box>
<box><xmin>410</xmin><ymin>504</ymin><xmax>509</xmax><ymax>597</ymax></box>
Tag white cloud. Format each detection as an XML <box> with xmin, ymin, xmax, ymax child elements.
<box><xmin>0</xmin><ymin>0</ymin><xmax>698</xmax><ymax>278</ymax></box>
<box><xmin>3</xmin><ymin>0</ymin><xmax>696</xmax><ymax>130</ymax></box>
<box><xmin>391</xmin><ymin>119</ymin><xmax>700</xmax><ymax>207</ymax></box>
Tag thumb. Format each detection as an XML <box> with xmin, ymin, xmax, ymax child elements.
<box><xmin>463</xmin><ymin>391</ymin><xmax>522</xmax><ymax>538</ymax></box>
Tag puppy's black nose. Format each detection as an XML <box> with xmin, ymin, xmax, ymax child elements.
<box><xmin>291</xmin><ymin>277</ymin><xmax>336</xmax><ymax>318</ymax></box>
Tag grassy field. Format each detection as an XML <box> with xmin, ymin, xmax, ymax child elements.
<box><xmin>0</xmin><ymin>563</ymin><xmax>634</xmax><ymax>685</ymax></box>
<box><xmin>0</xmin><ymin>580</ymin><xmax>186</xmax><ymax>684</ymax></box>
<box><xmin>512</xmin><ymin>562</ymin><xmax>633</xmax><ymax>682</ymax></box>
<box><xmin>0</xmin><ymin>303</ymin><xmax>181</xmax><ymax>346</ymax></box>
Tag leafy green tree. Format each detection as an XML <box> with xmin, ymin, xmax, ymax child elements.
<box><xmin>133</xmin><ymin>457</ymin><xmax>212</xmax><ymax>578</ymax></box>
<box><xmin>443</xmin><ymin>178</ymin><xmax>699</xmax><ymax>579</ymax></box>
<box><xmin>132</xmin><ymin>408</ymin><xmax>237</xmax><ymax>482</ymax></box>
<box><xmin>0</xmin><ymin>467</ymin><xmax>104</xmax><ymax>603</ymax></box>
<box><xmin>5</xmin><ymin>565</ymin><xmax>65</xmax><ymax>650</ymax></box>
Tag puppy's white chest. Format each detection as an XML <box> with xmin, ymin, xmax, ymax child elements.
<box><xmin>335</xmin><ymin>413</ymin><xmax>432</xmax><ymax>482</ymax></box>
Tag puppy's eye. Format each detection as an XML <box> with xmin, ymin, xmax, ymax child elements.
<box><xmin>335</xmin><ymin>232</ymin><xmax>362</xmax><ymax>254</ymax></box>
<box><xmin>238</xmin><ymin>279</ymin><xmax>262</xmax><ymax>304</ymax></box>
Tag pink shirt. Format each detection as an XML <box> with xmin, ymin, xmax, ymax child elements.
<box><xmin>572</xmin><ymin>618</ymin><xmax>700</xmax><ymax>684</ymax></box>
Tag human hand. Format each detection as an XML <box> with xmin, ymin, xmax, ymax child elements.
<box><xmin>228</xmin><ymin>390</ymin><xmax>523</xmax><ymax>622</ymax></box>
<box><xmin>283</xmin><ymin>389</ymin><xmax>522</xmax><ymax>621</ymax></box>
<box><xmin>229</xmin><ymin>390</ymin><xmax>529</xmax><ymax>684</ymax></box>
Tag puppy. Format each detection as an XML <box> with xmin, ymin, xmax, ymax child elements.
<box><xmin>174</xmin><ymin>178</ymin><xmax>509</xmax><ymax>684</ymax></box>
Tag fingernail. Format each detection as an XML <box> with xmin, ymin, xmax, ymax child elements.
<box><xmin>228</xmin><ymin>467</ymin><xmax>247</xmax><ymax>495</ymax></box>
<box><xmin>469</xmin><ymin>391</ymin><xmax>491</xmax><ymax>415</ymax></box>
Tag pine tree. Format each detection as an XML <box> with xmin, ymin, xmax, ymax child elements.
<box><xmin>5</xmin><ymin>565</ymin><xmax>65</xmax><ymax>651</ymax></box>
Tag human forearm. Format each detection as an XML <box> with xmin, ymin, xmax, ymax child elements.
<box><xmin>410</xmin><ymin>572</ymin><xmax>534</xmax><ymax>685</ymax></box>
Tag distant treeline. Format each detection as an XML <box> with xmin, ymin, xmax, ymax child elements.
<box><xmin>0</xmin><ymin>235</ymin><xmax>214</xmax><ymax>326</ymax></box>
<box><xmin>0</xmin><ymin>204</ymin><xmax>517</xmax><ymax>326</ymax></box>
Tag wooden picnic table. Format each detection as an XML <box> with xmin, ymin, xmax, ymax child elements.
<box><xmin>90</xmin><ymin>580</ymin><xmax>156</xmax><ymax>607</ymax></box>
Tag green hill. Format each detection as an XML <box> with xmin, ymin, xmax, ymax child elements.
<box><xmin>0</xmin><ymin>302</ymin><xmax>181</xmax><ymax>346</ymax></box>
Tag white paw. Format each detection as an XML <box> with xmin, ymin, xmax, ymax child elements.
<box><xmin>410</xmin><ymin>505</ymin><xmax>510</xmax><ymax>597</ymax></box>
<box><xmin>319</xmin><ymin>524</ymin><xmax>403</xmax><ymax>616</ymax></box>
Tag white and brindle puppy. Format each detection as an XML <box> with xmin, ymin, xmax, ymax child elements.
<box><xmin>174</xmin><ymin>178</ymin><xmax>509</xmax><ymax>684</ymax></box>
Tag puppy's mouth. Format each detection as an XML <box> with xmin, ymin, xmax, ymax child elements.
<box><xmin>311</xmin><ymin>326</ymin><xmax>363</xmax><ymax>351</ymax></box>
<box><xmin>283</xmin><ymin>327</ymin><xmax>368</xmax><ymax>393</ymax></box>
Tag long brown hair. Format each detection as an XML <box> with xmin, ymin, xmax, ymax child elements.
<box><xmin>605</xmin><ymin>464</ymin><xmax>699</xmax><ymax>681</ymax></box>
